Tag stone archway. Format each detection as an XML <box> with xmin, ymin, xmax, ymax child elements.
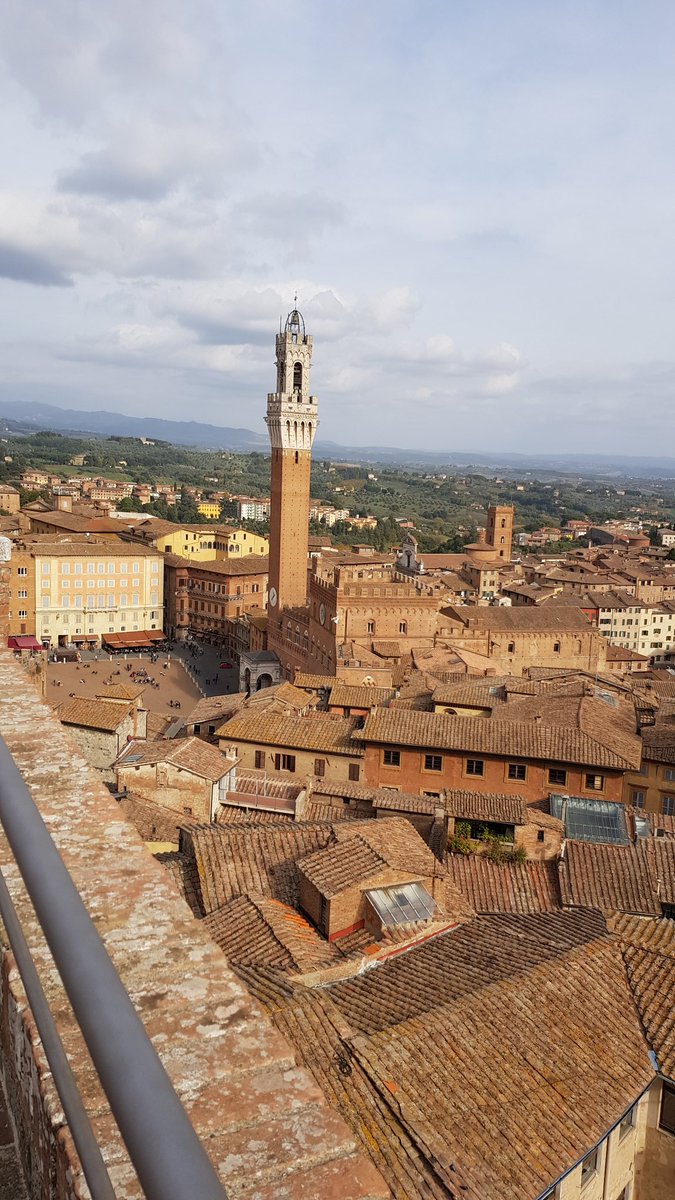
<box><xmin>256</xmin><ymin>673</ymin><xmax>273</xmax><ymax>691</ymax></box>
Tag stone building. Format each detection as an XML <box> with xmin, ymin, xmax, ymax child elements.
<box><xmin>116</xmin><ymin>737</ymin><xmax>237</xmax><ymax>823</ymax></box>
<box><xmin>0</xmin><ymin>483</ymin><xmax>20</xmax><ymax>514</ymax></box>
<box><xmin>436</xmin><ymin>604</ymin><xmax>607</xmax><ymax>674</ymax></box>
<box><xmin>59</xmin><ymin>694</ymin><xmax>147</xmax><ymax>781</ymax></box>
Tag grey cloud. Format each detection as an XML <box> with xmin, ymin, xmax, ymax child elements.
<box><xmin>0</xmin><ymin>242</ymin><xmax>73</xmax><ymax>287</ymax></box>
<box><xmin>58</xmin><ymin>154</ymin><xmax>175</xmax><ymax>202</ymax></box>
<box><xmin>177</xmin><ymin>316</ymin><xmax>271</xmax><ymax>346</ymax></box>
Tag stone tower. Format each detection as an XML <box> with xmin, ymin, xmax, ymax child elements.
<box><xmin>486</xmin><ymin>504</ymin><xmax>514</xmax><ymax>561</ymax></box>
<box><xmin>265</xmin><ymin>306</ymin><xmax>319</xmax><ymax>615</ymax></box>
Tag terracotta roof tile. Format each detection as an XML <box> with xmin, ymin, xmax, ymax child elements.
<box><xmin>356</xmin><ymin>708</ymin><xmax>639</xmax><ymax>769</ymax></box>
<box><xmin>328</xmin><ymin>683</ymin><xmax>396</xmax><ymax>709</ymax></box>
<box><xmin>347</xmin><ymin>930</ymin><xmax>652</xmax><ymax>1200</ymax></box>
<box><xmin>445</xmin><ymin>789</ymin><xmax>526</xmax><ymax>825</ymax></box>
<box><xmin>96</xmin><ymin>683</ymin><xmax>146</xmax><ymax>701</ymax></box>
<box><xmin>445</xmin><ymin>856</ymin><xmax>561</xmax><ymax>913</ymax></box>
<box><xmin>185</xmin><ymin>692</ymin><xmax>248</xmax><ymax>726</ymax></box>
<box><xmin>118</xmin><ymin>793</ymin><xmax>182</xmax><ymax>843</ymax></box>
<box><xmin>59</xmin><ymin>695</ymin><xmax>132</xmax><ymax>731</ymax></box>
<box><xmin>327</xmin><ymin>909</ymin><xmax>610</xmax><ymax>1034</ymax></box>
<box><xmin>298</xmin><ymin>839</ymin><xmax>386</xmax><ymax>898</ymax></box>
<box><xmin>559</xmin><ymin>841</ymin><xmax>661</xmax><ymax>915</ymax></box>
<box><xmin>441</xmin><ymin>604</ymin><xmax>594</xmax><ymax>631</ymax></box>
<box><xmin>204</xmin><ymin>894</ymin><xmax>340</xmax><ymax>973</ymax></box>
<box><xmin>371</xmin><ymin>641</ymin><xmax>402</xmax><ymax>658</ymax></box>
<box><xmin>293</xmin><ymin>673</ymin><xmax>334</xmax><ymax>690</ymax></box>
<box><xmin>217</xmin><ymin>712</ymin><xmax>363</xmax><ymax>756</ymax></box>
<box><xmin>116</xmin><ymin>736</ymin><xmax>232</xmax><ymax>781</ymax></box>
<box><xmin>180</xmin><ymin>820</ymin><xmax>342</xmax><ymax>914</ymax></box>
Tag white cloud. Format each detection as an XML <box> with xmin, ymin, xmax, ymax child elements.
<box><xmin>1</xmin><ymin>2</ymin><xmax>675</xmax><ymax>453</ymax></box>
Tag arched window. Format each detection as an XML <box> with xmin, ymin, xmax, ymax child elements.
<box><xmin>293</xmin><ymin>362</ymin><xmax>303</xmax><ymax>391</ymax></box>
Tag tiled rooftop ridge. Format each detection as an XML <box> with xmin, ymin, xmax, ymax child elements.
<box><xmin>0</xmin><ymin>648</ymin><xmax>389</xmax><ymax>1200</ymax></box>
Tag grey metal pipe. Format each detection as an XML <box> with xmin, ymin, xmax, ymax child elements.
<box><xmin>0</xmin><ymin>736</ymin><xmax>228</xmax><ymax>1200</ymax></box>
<box><xmin>0</xmin><ymin>868</ymin><xmax>116</xmax><ymax>1200</ymax></box>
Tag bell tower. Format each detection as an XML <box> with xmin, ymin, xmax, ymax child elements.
<box><xmin>266</xmin><ymin>306</ymin><xmax>319</xmax><ymax>616</ymax></box>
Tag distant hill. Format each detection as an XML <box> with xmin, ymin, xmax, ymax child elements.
<box><xmin>2</xmin><ymin>399</ymin><xmax>675</xmax><ymax>477</ymax></box>
<box><xmin>0</xmin><ymin>401</ymin><xmax>267</xmax><ymax>451</ymax></box>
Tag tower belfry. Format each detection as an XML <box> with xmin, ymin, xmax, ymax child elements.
<box><xmin>265</xmin><ymin>306</ymin><xmax>319</xmax><ymax>616</ymax></box>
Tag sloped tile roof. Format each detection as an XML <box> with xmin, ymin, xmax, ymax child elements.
<box><xmin>621</xmin><ymin>943</ymin><xmax>675</xmax><ymax>1078</ymax></box>
<box><xmin>237</xmin><ymin>910</ymin><xmax>654</xmax><ymax>1200</ymax></box>
<box><xmin>116</xmin><ymin>736</ymin><xmax>232</xmax><ymax>781</ymax></box>
<box><xmin>218</xmin><ymin>711</ymin><xmax>363</xmax><ymax>756</ymax></box>
<box><xmin>327</xmin><ymin>909</ymin><xmax>609</xmax><ymax>1035</ymax></box>
<box><xmin>371</xmin><ymin>641</ymin><xmax>402</xmax><ymax>658</ymax></box>
<box><xmin>298</xmin><ymin>839</ymin><xmax>387</xmax><ymax>899</ymax></box>
<box><xmin>180</xmin><ymin>821</ymin><xmax>341</xmax><ymax>914</ymax></box>
<box><xmin>314</xmin><ymin>778</ymin><xmax>434</xmax><ymax>812</ymax></box>
<box><xmin>444</xmin><ymin>856</ymin><xmax>561</xmax><ymax>914</ymax></box>
<box><xmin>558</xmin><ymin>841</ymin><xmax>661</xmax><ymax>915</ymax></box>
<box><xmin>118</xmin><ymin>793</ymin><xmax>182</xmax><ymax>843</ymax></box>
<box><xmin>347</xmin><ymin>930</ymin><xmax>652</xmax><ymax>1200</ymax></box>
<box><xmin>59</xmin><ymin>696</ymin><xmax>132</xmax><ymax>732</ymax></box>
<box><xmin>445</xmin><ymin>789</ymin><xmax>526</xmax><ymax>825</ymax></box>
<box><xmin>652</xmin><ymin>836</ymin><xmax>675</xmax><ymax>904</ymax></box>
<box><xmin>96</xmin><ymin>683</ymin><xmax>147</xmax><ymax>701</ymax></box>
<box><xmin>204</xmin><ymin>894</ymin><xmax>340</xmax><ymax>973</ymax></box>
<box><xmin>441</xmin><ymin>604</ymin><xmax>594</xmax><ymax>631</ymax></box>
<box><xmin>328</xmin><ymin>683</ymin><xmax>396</xmax><ymax>709</ymax></box>
<box><xmin>355</xmin><ymin>708</ymin><xmax>639</xmax><ymax>769</ymax></box>
<box><xmin>185</xmin><ymin>692</ymin><xmax>248</xmax><ymax>726</ymax></box>
<box><xmin>293</xmin><ymin>673</ymin><xmax>335</xmax><ymax>690</ymax></box>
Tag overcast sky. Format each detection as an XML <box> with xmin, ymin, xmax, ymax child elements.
<box><xmin>2</xmin><ymin>1</ymin><xmax>675</xmax><ymax>454</ymax></box>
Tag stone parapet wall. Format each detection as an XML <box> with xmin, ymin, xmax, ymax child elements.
<box><xmin>0</xmin><ymin>649</ymin><xmax>389</xmax><ymax>1199</ymax></box>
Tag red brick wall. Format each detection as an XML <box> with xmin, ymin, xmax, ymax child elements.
<box><xmin>362</xmin><ymin>744</ymin><xmax>626</xmax><ymax>804</ymax></box>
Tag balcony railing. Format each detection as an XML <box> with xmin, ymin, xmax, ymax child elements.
<box><xmin>0</xmin><ymin>735</ymin><xmax>227</xmax><ymax>1200</ymax></box>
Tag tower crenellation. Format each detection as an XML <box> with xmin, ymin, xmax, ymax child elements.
<box><xmin>266</xmin><ymin>308</ymin><xmax>319</xmax><ymax>454</ymax></box>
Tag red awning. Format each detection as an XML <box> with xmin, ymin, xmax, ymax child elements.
<box><xmin>7</xmin><ymin>635</ymin><xmax>42</xmax><ymax>651</ymax></box>
<box><xmin>145</xmin><ymin>630</ymin><xmax>166</xmax><ymax>641</ymax></box>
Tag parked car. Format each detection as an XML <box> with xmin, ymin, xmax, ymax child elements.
<box><xmin>219</xmin><ymin>661</ymin><xmax>234</xmax><ymax>669</ymax></box>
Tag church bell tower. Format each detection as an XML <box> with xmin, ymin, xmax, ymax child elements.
<box><xmin>265</xmin><ymin>306</ymin><xmax>319</xmax><ymax>616</ymax></box>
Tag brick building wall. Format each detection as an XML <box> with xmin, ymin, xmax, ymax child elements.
<box><xmin>362</xmin><ymin>745</ymin><xmax>627</xmax><ymax>804</ymax></box>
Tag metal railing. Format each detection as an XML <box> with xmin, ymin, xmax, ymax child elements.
<box><xmin>0</xmin><ymin>735</ymin><xmax>228</xmax><ymax>1200</ymax></box>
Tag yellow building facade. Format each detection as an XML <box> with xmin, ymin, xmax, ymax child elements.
<box><xmin>197</xmin><ymin>500</ymin><xmax>222</xmax><ymax>521</ymax></box>
<box><xmin>136</xmin><ymin>522</ymin><xmax>268</xmax><ymax>561</ymax></box>
<box><xmin>7</xmin><ymin>541</ymin><xmax>163</xmax><ymax>648</ymax></box>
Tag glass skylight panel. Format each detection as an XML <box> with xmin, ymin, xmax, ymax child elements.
<box><xmin>549</xmin><ymin>794</ymin><xmax>629</xmax><ymax>845</ymax></box>
<box><xmin>366</xmin><ymin>882</ymin><xmax>438</xmax><ymax>927</ymax></box>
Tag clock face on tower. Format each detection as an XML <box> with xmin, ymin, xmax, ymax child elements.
<box><xmin>319</xmin><ymin>603</ymin><xmax>326</xmax><ymax>626</ymax></box>
<box><xmin>269</xmin><ymin>587</ymin><xmax>277</xmax><ymax>607</ymax></box>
